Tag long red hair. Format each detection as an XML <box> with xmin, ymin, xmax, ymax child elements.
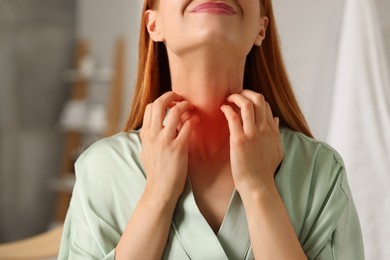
<box><xmin>124</xmin><ymin>0</ymin><xmax>313</xmax><ymax>138</ymax></box>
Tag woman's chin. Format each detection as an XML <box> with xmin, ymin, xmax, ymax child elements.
<box><xmin>176</xmin><ymin>41</ymin><xmax>250</xmax><ymax>61</ymax></box>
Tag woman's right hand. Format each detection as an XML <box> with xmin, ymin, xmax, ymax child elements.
<box><xmin>140</xmin><ymin>91</ymin><xmax>198</xmax><ymax>203</ymax></box>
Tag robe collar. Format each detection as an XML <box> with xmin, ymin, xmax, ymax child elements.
<box><xmin>172</xmin><ymin>178</ymin><xmax>251</xmax><ymax>259</ymax></box>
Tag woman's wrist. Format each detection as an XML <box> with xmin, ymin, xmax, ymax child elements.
<box><xmin>238</xmin><ymin>182</ymin><xmax>280</xmax><ymax>208</ymax></box>
<box><xmin>143</xmin><ymin>184</ymin><xmax>180</xmax><ymax>211</ymax></box>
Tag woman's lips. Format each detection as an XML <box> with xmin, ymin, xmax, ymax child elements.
<box><xmin>190</xmin><ymin>2</ymin><xmax>237</xmax><ymax>15</ymax></box>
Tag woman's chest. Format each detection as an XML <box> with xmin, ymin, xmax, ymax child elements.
<box><xmin>188</xmin><ymin>163</ymin><xmax>235</xmax><ymax>234</ymax></box>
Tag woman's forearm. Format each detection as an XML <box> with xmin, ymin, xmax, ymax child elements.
<box><xmin>115</xmin><ymin>92</ymin><xmax>197</xmax><ymax>259</ymax></box>
<box><xmin>115</xmin><ymin>187</ymin><xmax>177</xmax><ymax>260</ymax></box>
<box><xmin>241</xmin><ymin>188</ymin><xmax>307</xmax><ymax>260</ymax></box>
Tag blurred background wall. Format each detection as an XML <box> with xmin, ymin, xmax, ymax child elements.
<box><xmin>0</xmin><ymin>0</ymin><xmax>389</xmax><ymax>259</ymax></box>
<box><xmin>0</xmin><ymin>0</ymin><xmax>76</xmax><ymax>242</ymax></box>
<box><xmin>0</xmin><ymin>0</ymin><xmax>142</xmax><ymax>243</ymax></box>
<box><xmin>274</xmin><ymin>0</ymin><xmax>390</xmax><ymax>140</ymax></box>
<box><xmin>275</xmin><ymin>2</ymin><xmax>390</xmax><ymax>258</ymax></box>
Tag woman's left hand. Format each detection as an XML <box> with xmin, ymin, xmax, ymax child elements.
<box><xmin>220</xmin><ymin>89</ymin><xmax>283</xmax><ymax>198</ymax></box>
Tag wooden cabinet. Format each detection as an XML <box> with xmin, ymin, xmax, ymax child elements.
<box><xmin>52</xmin><ymin>38</ymin><xmax>126</xmax><ymax>222</ymax></box>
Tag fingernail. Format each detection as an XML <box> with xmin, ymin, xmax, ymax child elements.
<box><xmin>275</xmin><ymin>117</ymin><xmax>280</xmax><ymax>127</ymax></box>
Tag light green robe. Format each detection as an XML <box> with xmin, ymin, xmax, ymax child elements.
<box><xmin>58</xmin><ymin>128</ymin><xmax>364</xmax><ymax>259</ymax></box>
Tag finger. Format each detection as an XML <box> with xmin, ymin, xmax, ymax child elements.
<box><xmin>264</xmin><ymin>101</ymin><xmax>275</xmax><ymax>127</ymax></box>
<box><xmin>142</xmin><ymin>103</ymin><xmax>152</xmax><ymax>129</ymax></box>
<box><xmin>176</xmin><ymin>115</ymin><xmax>199</xmax><ymax>146</ymax></box>
<box><xmin>226</xmin><ymin>94</ymin><xmax>255</xmax><ymax>136</ymax></box>
<box><xmin>220</xmin><ymin>104</ymin><xmax>244</xmax><ymax>138</ymax></box>
<box><xmin>151</xmin><ymin>92</ymin><xmax>183</xmax><ymax>129</ymax></box>
<box><xmin>177</xmin><ymin>110</ymin><xmax>192</xmax><ymax>132</ymax></box>
<box><xmin>273</xmin><ymin>117</ymin><xmax>280</xmax><ymax>127</ymax></box>
<box><xmin>240</xmin><ymin>90</ymin><xmax>266</xmax><ymax>125</ymax></box>
<box><xmin>163</xmin><ymin>101</ymin><xmax>195</xmax><ymax>138</ymax></box>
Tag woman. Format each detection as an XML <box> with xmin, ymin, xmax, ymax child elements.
<box><xmin>59</xmin><ymin>0</ymin><xmax>364</xmax><ymax>259</ymax></box>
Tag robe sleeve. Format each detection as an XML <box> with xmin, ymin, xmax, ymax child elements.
<box><xmin>57</xmin><ymin>141</ymin><xmax>122</xmax><ymax>260</ymax></box>
<box><xmin>313</xmin><ymin>168</ymin><xmax>365</xmax><ymax>260</ymax></box>
<box><xmin>295</xmin><ymin>143</ymin><xmax>365</xmax><ymax>260</ymax></box>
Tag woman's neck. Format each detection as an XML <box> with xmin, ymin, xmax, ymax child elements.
<box><xmin>169</xmin><ymin>54</ymin><xmax>246</xmax><ymax>161</ymax></box>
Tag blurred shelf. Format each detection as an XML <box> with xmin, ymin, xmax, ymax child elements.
<box><xmin>62</xmin><ymin>68</ymin><xmax>112</xmax><ymax>83</ymax></box>
<box><xmin>48</xmin><ymin>175</ymin><xmax>75</xmax><ymax>193</ymax></box>
<box><xmin>58</xmin><ymin>100</ymin><xmax>107</xmax><ymax>135</ymax></box>
<box><xmin>53</xmin><ymin>38</ymin><xmax>125</xmax><ymax>222</ymax></box>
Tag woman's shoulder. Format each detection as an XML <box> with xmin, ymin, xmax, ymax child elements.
<box><xmin>279</xmin><ymin>127</ymin><xmax>344</xmax><ymax>168</ymax></box>
<box><xmin>277</xmin><ymin>127</ymin><xmax>351</xmax><ymax>203</ymax></box>
<box><xmin>77</xmin><ymin>131</ymin><xmax>141</xmax><ymax>162</ymax></box>
<box><xmin>67</xmin><ymin>131</ymin><xmax>146</xmax><ymax>239</ymax></box>
<box><xmin>278</xmin><ymin>129</ymin><xmax>361</xmax><ymax>257</ymax></box>
<box><xmin>74</xmin><ymin>130</ymin><xmax>144</xmax><ymax>180</ymax></box>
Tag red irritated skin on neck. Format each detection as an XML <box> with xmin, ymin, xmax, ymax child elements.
<box><xmin>190</xmin><ymin>2</ymin><xmax>238</xmax><ymax>15</ymax></box>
